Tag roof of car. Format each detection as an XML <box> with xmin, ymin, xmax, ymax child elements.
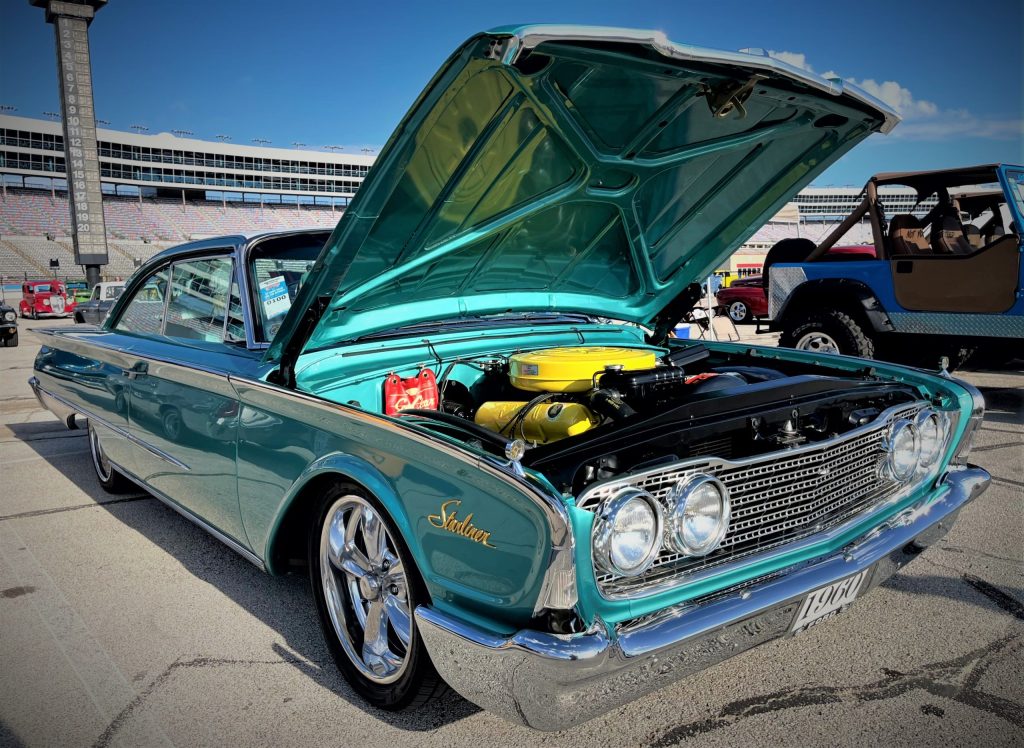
<box><xmin>870</xmin><ymin>164</ymin><xmax>1001</xmax><ymax>193</ymax></box>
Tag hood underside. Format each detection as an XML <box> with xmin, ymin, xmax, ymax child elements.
<box><xmin>268</xmin><ymin>25</ymin><xmax>896</xmax><ymax>362</ymax></box>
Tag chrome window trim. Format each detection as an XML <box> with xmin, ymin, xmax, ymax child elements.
<box><xmin>578</xmin><ymin>400</ymin><xmax>937</xmax><ymax>600</ymax></box>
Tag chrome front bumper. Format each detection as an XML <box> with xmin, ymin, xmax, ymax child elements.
<box><xmin>415</xmin><ymin>466</ymin><xmax>990</xmax><ymax>731</ymax></box>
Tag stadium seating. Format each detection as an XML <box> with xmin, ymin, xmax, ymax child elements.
<box><xmin>0</xmin><ymin>187</ymin><xmax>342</xmax><ymax>282</ymax></box>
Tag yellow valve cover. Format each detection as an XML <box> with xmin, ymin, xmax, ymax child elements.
<box><xmin>474</xmin><ymin>401</ymin><xmax>599</xmax><ymax>443</ymax></box>
<box><xmin>509</xmin><ymin>347</ymin><xmax>657</xmax><ymax>393</ymax></box>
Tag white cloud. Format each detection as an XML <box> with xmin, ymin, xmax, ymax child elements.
<box><xmin>843</xmin><ymin>77</ymin><xmax>938</xmax><ymax>118</ymax></box>
<box><xmin>765</xmin><ymin>50</ymin><xmax>1021</xmax><ymax>141</ymax></box>
<box><xmin>766</xmin><ymin>50</ymin><xmax>813</xmax><ymax>72</ymax></box>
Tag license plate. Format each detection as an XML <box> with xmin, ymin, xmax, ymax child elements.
<box><xmin>791</xmin><ymin>569</ymin><xmax>869</xmax><ymax>634</ymax></box>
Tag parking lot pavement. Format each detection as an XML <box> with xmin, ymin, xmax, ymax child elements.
<box><xmin>2</xmin><ymin>318</ymin><xmax>1021</xmax><ymax>747</ymax></box>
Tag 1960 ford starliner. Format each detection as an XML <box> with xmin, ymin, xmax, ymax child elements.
<box><xmin>30</xmin><ymin>26</ymin><xmax>990</xmax><ymax>730</ymax></box>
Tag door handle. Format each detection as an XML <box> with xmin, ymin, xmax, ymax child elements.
<box><xmin>122</xmin><ymin>362</ymin><xmax>149</xmax><ymax>379</ymax></box>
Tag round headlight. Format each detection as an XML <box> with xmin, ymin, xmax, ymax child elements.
<box><xmin>915</xmin><ymin>409</ymin><xmax>946</xmax><ymax>468</ymax></box>
<box><xmin>667</xmin><ymin>475</ymin><xmax>731</xmax><ymax>556</ymax></box>
<box><xmin>884</xmin><ymin>418</ymin><xmax>920</xmax><ymax>481</ymax></box>
<box><xmin>3</xmin><ymin>311</ymin><xmax>13</xmax><ymax>321</ymax></box>
<box><xmin>593</xmin><ymin>489</ymin><xmax>664</xmax><ymax>577</ymax></box>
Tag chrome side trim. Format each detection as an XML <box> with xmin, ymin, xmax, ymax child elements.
<box><xmin>28</xmin><ymin>378</ymin><xmax>191</xmax><ymax>471</ymax></box>
<box><xmin>111</xmin><ymin>460</ymin><xmax>265</xmax><ymax>570</ymax></box>
<box><xmin>415</xmin><ymin>466</ymin><xmax>989</xmax><ymax>731</ymax></box>
<box><xmin>230</xmin><ymin>375</ymin><xmax>576</xmax><ymax>610</ymax></box>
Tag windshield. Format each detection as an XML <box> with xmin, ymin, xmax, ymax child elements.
<box><xmin>31</xmin><ymin>284</ymin><xmax>52</xmax><ymax>293</ymax></box>
<box><xmin>105</xmin><ymin>285</ymin><xmax>125</xmax><ymax>300</ymax></box>
<box><xmin>248</xmin><ymin>233</ymin><xmax>328</xmax><ymax>342</ymax></box>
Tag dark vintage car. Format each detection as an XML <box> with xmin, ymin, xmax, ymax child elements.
<box><xmin>0</xmin><ymin>297</ymin><xmax>17</xmax><ymax>346</ymax></box>
<box><xmin>29</xmin><ymin>26</ymin><xmax>990</xmax><ymax>730</ymax></box>
<box><xmin>74</xmin><ymin>281</ymin><xmax>126</xmax><ymax>325</ymax></box>
<box><xmin>19</xmin><ymin>279</ymin><xmax>77</xmax><ymax>319</ymax></box>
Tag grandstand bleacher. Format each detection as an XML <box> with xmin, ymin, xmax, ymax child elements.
<box><xmin>0</xmin><ymin>187</ymin><xmax>341</xmax><ymax>281</ymax></box>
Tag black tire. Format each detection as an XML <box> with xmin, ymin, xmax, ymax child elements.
<box><xmin>781</xmin><ymin>310</ymin><xmax>875</xmax><ymax>359</ymax></box>
<box><xmin>74</xmin><ymin>313</ymin><xmax>85</xmax><ymax>324</ymax></box>
<box><xmin>308</xmin><ymin>480</ymin><xmax>447</xmax><ymax>711</ymax></box>
<box><xmin>726</xmin><ymin>300</ymin><xmax>752</xmax><ymax>324</ymax></box>
<box><xmin>87</xmin><ymin>421</ymin><xmax>134</xmax><ymax>493</ymax></box>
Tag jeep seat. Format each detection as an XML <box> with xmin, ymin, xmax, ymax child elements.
<box><xmin>963</xmin><ymin>224</ymin><xmax>984</xmax><ymax>249</ymax></box>
<box><xmin>888</xmin><ymin>215</ymin><xmax>931</xmax><ymax>256</ymax></box>
<box><xmin>932</xmin><ymin>211</ymin><xmax>973</xmax><ymax>255</ymax></box>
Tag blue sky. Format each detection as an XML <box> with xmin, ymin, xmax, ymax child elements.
<box><xmin>1</xmin><ymin>0</ymin><xmax>1021</xmax><ymax>185</ymax></box>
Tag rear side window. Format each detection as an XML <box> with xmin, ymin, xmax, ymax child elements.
<box><xmin>164</xmin><ymin>257</ymin><xmax>234</xmax><ymax>341</ymax></box>
<box><xmin>115</xmin><ymin>268</ymin><xmax>169</xmax><ymax>335</ymax></box>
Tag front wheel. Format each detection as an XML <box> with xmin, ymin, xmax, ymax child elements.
<box><xmin>727</xmin><ymin>300</ymin><xmax>752</xmax><ymax>323</ymax></box>
<box><xmin>781</xmin><ymin>310</ymin><xmax>875</xmax><ymax>359</ymax></box>
<box><xmin>309</xmin><ymin>483</ymin><xmax>447</xmax><ymax>710</ymax></box>
<box><xmin>87</xmin><ymin>422</ymin><xmax>133</xmax><ymax>493</ymax></box>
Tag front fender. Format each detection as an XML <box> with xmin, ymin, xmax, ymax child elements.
<box><xmin>235</xmin><ymin>378</ymin><xmax>561</xmax><ymax>633</ymax></box>
<box><xmin>772</xmin><ymin>274</ymin><xmax>894</xmax><ymax>333</ymax></box>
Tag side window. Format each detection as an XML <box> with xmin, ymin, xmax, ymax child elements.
<box><xmin>115</xmin><ymin>267</ymin><xmax>170</xmax><ymax>335</ymax></box>
<box><xmin>164</xmin><ymin>257</ymin><xmax>234</xmax><ymax>342</ymax></box>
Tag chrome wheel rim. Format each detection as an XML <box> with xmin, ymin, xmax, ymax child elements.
<box><xmin>795</xmin><ymin>331</ymin><xmax>840</xmax><ymax>354</ymax></box>
<box><xmin>320</xmin><ymin>495</ymin><xmax>412</xmax><ymax>684</ymax></box>
<box><xmin>728</xmin><ymin>301</ymin><xmax>748</xmax><ymax>321</ymax></box>
<box><xmin>89</xmin><ymin>425</ymin><xmax>113</xmax><ymax>482</ymax></box>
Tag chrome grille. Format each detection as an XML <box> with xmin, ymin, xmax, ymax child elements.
<box><xmin>579</xmin><ymin>401</ymin><xmax>926</xmax><ymax>598</ymax></box>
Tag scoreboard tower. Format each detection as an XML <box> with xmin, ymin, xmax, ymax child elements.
<box><xmin>31</xmin><ymin>0</ymin><xmax>109</xmax><ymax>288</ymax></box>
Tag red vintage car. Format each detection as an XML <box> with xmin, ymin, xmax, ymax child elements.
<box><xmin>716</xmin><ymin>275</ymin><xmax>768</xmax><ymax>323</ymax></box>
<box><xmin>19</xmin><ymin>280</ymin><xmax>77</xmax><ymax>319</ymax></box>
<box><xmin>718</xmin><ymin>245</ymin><xmax>876</xmax><ymax>322</ymax></box>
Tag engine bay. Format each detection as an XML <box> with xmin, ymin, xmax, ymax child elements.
<box><xmin>362</xmin><ymin>341</ymin><xmax>921</xmax><ymax>495</ymax></box>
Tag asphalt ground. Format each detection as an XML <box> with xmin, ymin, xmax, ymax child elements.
<box><xmin>1</xmin><ymin>317</ymin><xmax>1021</xmax><ymax>747</ymax></box>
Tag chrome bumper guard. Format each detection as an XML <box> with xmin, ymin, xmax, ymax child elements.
<box><xmin>415</xmin><ymin>466</ymin><xmax>990</xmax><ymax>731</ymax></box>
<box><xmin>28</xmin><ymin>376</ymin><xmax>79</xmax><ymax>430</ymax></box>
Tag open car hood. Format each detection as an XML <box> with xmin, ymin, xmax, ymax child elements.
<box><xmin>267</xmin><ymin>25</ymin><xmax>897</xmax><ymax>365</ymax></box>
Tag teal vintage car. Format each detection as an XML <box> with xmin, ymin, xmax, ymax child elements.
<box><xmin>31</xmin><ymin>26</ymin><xmax>990</xmax><ymax>730</ymax></box>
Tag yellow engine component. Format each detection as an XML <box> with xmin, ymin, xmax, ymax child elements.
<box><xmin>509</xmin><ymin>347</ymin><xmax>657</xmax><ymax>393</ymax></box>
<box><xmin>474</xmin><ymin>401</ymin><xmax>599</xmax><ymax>444</ymax></box>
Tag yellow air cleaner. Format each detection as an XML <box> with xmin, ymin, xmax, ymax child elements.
<box><xmin>474</xmin><ymin>401</ymin><xmax>600</xmax><ymax>443</ymax></box>
<box><xmin>509</xmin><ymin>347</ymin><xmax>657</xmax><ymax>393</ymax></box>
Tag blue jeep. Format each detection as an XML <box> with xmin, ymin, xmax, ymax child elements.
<box><xmin>767</xmin><ymin>164</ymin><xmax>1023</xmax><ymax>369</ymax></box>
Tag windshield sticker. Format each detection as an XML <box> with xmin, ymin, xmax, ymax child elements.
<box><xmin>259</xmin><ymin>275</ymin><xmax>291</xmax><ymax>319</ymax></box>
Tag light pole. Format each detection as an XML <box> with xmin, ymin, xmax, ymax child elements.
<box><xmin>324</xmin><ymin>145</ymin><xmax>344</xmax><ymax>152</ymax></box>
<box><xmin>171</xmin><ymin>129</ymin><xmax>193</xmax><ymax>138</ymax></box>
<box><xmin>130</xmin><ymin>124</ymin><xmax>149</xmax><ymax>134</ymax></box>
<box><xmin>252</xmin><ymin>138</ymin><xmax>271</xmax><ymax>146</ymax></box>
<box><xmin>292</xmin><ymin>141</ymin><xmax>307</xmax><ymax>150</ymax></box>
<box><xmin>42</xmin><ymin>110</ymin><xmax>61</xmax><ymax>121</ymax></box>
<box><xmin>0</xmin><ymin>105</ymin><xmax>16</xmax><ymax>113</ymax></box>
<box><xmin>215</xmin><ymin>134</ymin><xmax>231</xmax><ymax>142</ymax></box>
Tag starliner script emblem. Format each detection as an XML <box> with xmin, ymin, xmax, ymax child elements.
<box><xmin>428</xmin><ymin>499</ymin><xmax>496</xmax><ymax>548</ymax></box>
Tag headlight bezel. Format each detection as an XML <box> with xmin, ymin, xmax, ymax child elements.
<box><xmin>882</xmin><ymin>417</ymin><xmax>921</xmax><ymax>482</ymax></box>
<box><xmin>592</xmin><ymin>488</ymin><xmax>664</xmax><ymax>577</ymax></box>
<box><xmin>914</xmin><ymin>407</ymin><xmax>948</xmax><ymax>469</ymax></box>
<box><xmin>666</xmin><ymin>474</ymin><xmax>731</xmax><ymax>557</ymax></box>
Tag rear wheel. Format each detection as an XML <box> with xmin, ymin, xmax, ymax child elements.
<box><xmin>781</xmin><ymin>310</ymin><xmax>875</xmax><ymax>359</ymax></box>
<box><xmin>87</xmin><ymin>422</ymin><xmax>133</xmax><ymax>493</ymax></box>
<box><xmin>309</xmin><ymin>482</ymin><xmax>447</xmax><ymax>710</ymax></box>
